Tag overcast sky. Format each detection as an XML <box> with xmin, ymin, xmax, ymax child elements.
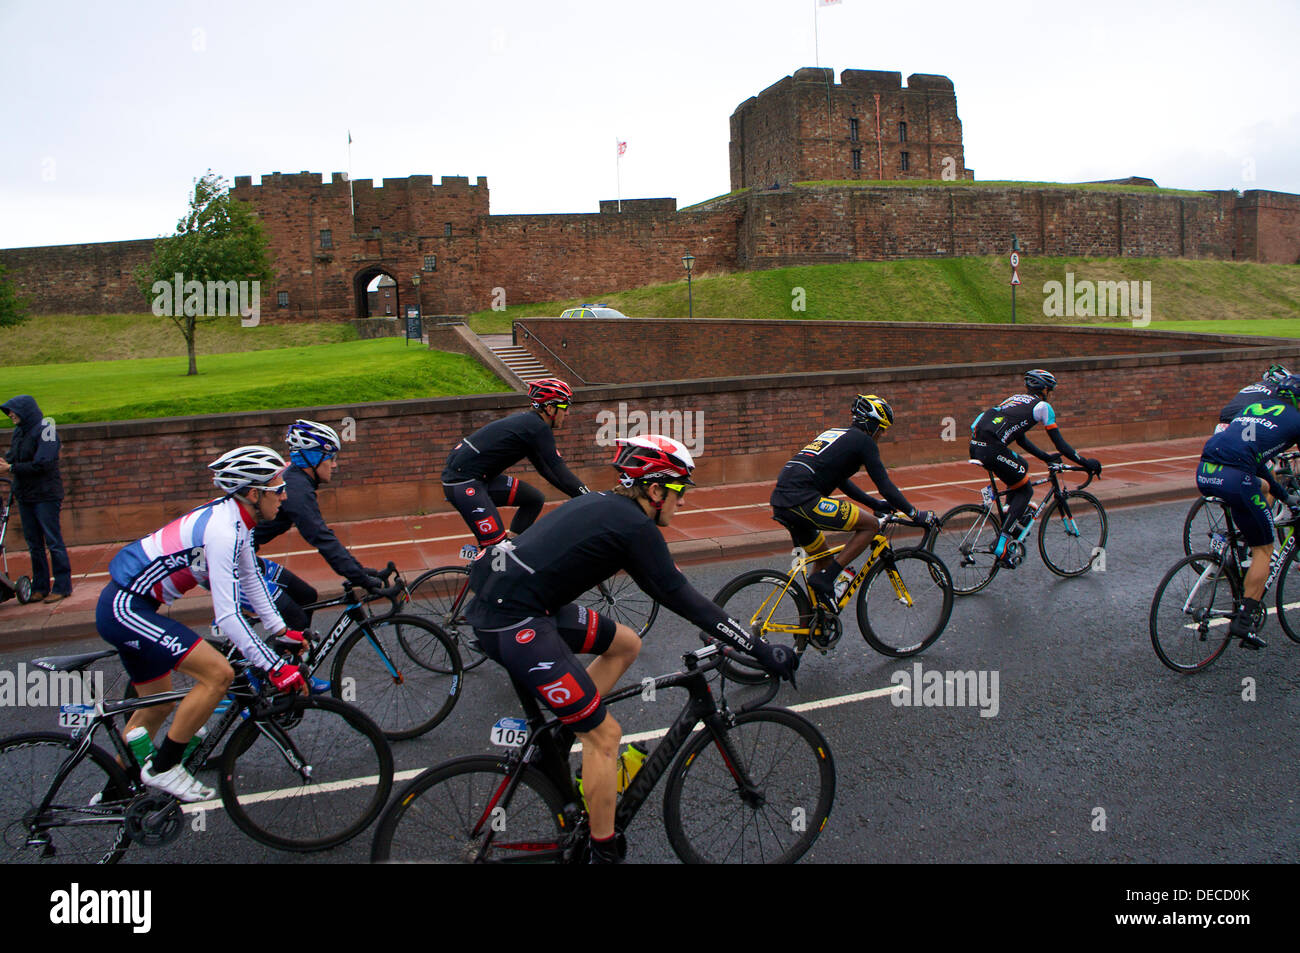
<box><xmin>2</xmin><ymin>0</ymin><xmax>1297</xmax><ymax>249</ymax></box>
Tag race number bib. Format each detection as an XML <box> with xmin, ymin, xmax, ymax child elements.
<box><xmin>491</xmin><ymin>717</ymin><xmax>528</xmax><ymax>747</ymax></box>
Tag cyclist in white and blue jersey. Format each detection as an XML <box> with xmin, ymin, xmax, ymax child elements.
<box><xmin>96</xmin><ymin>446</ymin><xmax>308</xmax><ymax>802</ymax></box>
<box><xmin>1198</xmin><ymin>375</ymin><xmax>1300</xmax><ymax>648</ymax></box>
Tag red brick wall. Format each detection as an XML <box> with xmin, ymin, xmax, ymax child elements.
<box><xmin>0</xmin><ymin>239</ymin><xmax>156</xmax><ymax>313</ymax></box>
<box><xmin>38</xmin><ymin>326</ymin><xmax>1300</xmax><ymax>545</ymax></box>
<box><xmin>1237</xmin><ymin>190</ymin><xmax>1300</xmax><ymax>264</ymax></box>
<box><xmin>515</xmin><ymin>319</ymin><xmax>1253</xmax><ymax>385</ymax></box>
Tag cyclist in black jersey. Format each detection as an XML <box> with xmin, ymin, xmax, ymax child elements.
<box><xmin>969</xmin><ymin>369</ymin><xmax>1102</xmax><ymax>568</ymax></box>
<box><xmin>770</xmin><ymin>394</ymin><xmax>936</xmax><ymax>610</ymax></box>
<box><xmin>442</xmin><ymin>378</ymin><xmax>588</xmax><ymax>546</ymax></box>
<box><xmin>464</xmin><ymin>434</ymin><xmax>798</xmax><ymax>864</ymax></box>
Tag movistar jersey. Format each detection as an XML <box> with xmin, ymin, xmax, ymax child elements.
<box><xmin>1202</xmin><ymin>398</ymin><xmax>1300</xmax><ymax>497</ymax></box>
<box><xmin>108</xmin><ymin>497</ymin><xmax>283</xmax><ymax>670</ymax></box>
<box><xmin>769</xmin><ymin>425</ymin><xmax>912</xmax><ymax>513</ymax></box>
<box><xmin>442</xmin><ymin>411</ymin><xmax>585</xmax><ymax>497</ymax></box>
<box><xmin>971</xmin><ymin>393</ymin><xmax>1057</xmax><ymax>445</ymax></box>
<box><xmin>1220</xmin><ymin>381</ymin><xmax>1280</xmax><ymax>424</ymax></box>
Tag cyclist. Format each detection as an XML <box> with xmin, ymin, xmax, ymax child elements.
<box><xmin>463</xmin><ymin>434</ymin><xmax>798</xmax><ymax>863</ymax></box>
<box><xmin>969</xmin><ymin>369</ymin><xmax>1102</xmax><ymax>569</ymax></box>
<box><xmin>442</xmin><ymin>378</ymin><xmax>588</xmax><ymax>547</ymax></box>
<box><xmin>1216</xmin><ymin>364</ymin><xmax>1292</xmax><ymax>434</ymax></box>
<box><xmin>1197</xmin><ymin>374</ymin><xmax>1300</xmax><ymax>649</ymax></box>
<box><xmin>252</xmin><ymin>419</ymin><xmax>387</xmax><ymax>631</ymax></box>
<box><xmin>769</xmin><ymin>394</ymin><xmax>935</xmax><ymax>611</ymax></box>
<box><xmin>95</xmin><ymin>446</ymin><xmax>308</xmax><ymax>802</ymax></box>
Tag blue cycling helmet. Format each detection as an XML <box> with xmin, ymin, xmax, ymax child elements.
<box><xmin>1276</xmin><ymin>374</ymin><xmax>1300</xmax><ymax>408</ymax></box>
<box><xmin>286</xmin><ymin>419</ymin><xmax>341</xmax><ymax>468</ymax></box>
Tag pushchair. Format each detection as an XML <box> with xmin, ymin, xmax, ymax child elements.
<box><xmin>0</xmin><ymin>478</ymin><xmax>34</xmax><ymax>604</ymax></box>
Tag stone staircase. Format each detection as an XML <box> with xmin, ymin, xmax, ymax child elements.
<box><xmin>487</xmin><ymin>343</ymin><xmax>551</xmax><ymax>382</ymax></box>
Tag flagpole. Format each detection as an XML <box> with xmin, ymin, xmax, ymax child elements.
<box><xmin>616</xmin><ymin>139</ymin><xmax>622</xmax><ymax>212</ymax></box>
<box><xmin>813</xmin><ymin>0</ymin><xmax>820</xmax><ymax>68</ymax></box>
<box><xmin>347</xmin><ymin>130</ymin><xmax>355</xmax><ymax>227</ymax></box>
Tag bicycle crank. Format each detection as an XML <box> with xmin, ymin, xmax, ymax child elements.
<box><xmin>807</xmin><ymin>609</ymin><xmax>842</xmax><ymax>652</ymax></box>
<box><xmin>124</xmin><ymin>793</ymin><xmax>185</xmax><ymax>847</ymax></box>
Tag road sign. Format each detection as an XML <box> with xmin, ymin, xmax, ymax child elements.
<box><xmin>1011</xmin><ymin>270</ymin><xmax>1021</xmax><ymax>286</ymax></box>
<box><xmin>1010</xmin><ymin>252</ymin><xmax>1020</xmax><ymax>268</ymax></box>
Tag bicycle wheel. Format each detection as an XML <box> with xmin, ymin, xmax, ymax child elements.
<box><xmin>1271</xmin><ymin>544</ymin><xmax>1300</xmax><ymax>644</ymax></box>
<box><xmin>855</xmin><ymin>548</ymin><xmax>953</xmax><ymax>657</ymax></box>
<box><xmin>1037</xmin><ymin>490</ymin><xmax>1108</xmax><ymax>577</ymax></box>
<box><xmin>706</xmin><ymin>569</ymin><xmax>813</xmax><ymax>684</ymax></box>
<box><xmin>220</xmin><ymin>695</ymin><xmax>393</xmax><ymax>851</ymax></box>
<box><xmin>0</xmin><ymin>732</ymin><xmax>132</xmax><ymax>864</ymax></box>
<box><xmin>370</xmin><ymin>756</ymin><xmax>569</xmax><ymax>863</ymax></box>
<box><xmin>405</xmin><ymin>566</ymin><xmax>488</xmax><ymax>671</ymax></box>
<box><xmin>932</xmin><ymin>504</ymin><xmax>1002</xmax><ymax>595</ymax></box>
<box><xmin>330</xmin><ymin>615</ymin><xmax>463</xmax><ymax>740</ymax></box>
<box><xmin>1182</xmin><ymin>497</ymin><xmax>1232</xmax><ymax>560</ymax></box>
<box><xmin>580</xmin><ymin>572</ymin><xmax>659</xmax><ymax>638</ymax></box>
<box><xmin>663</xmin><ymin>709</ymin><xmax>835</xmax><ymax>864</ymax></box>
<box><xmin>1149</xmin><ymin>554</ymin><xmax>1239</xmax><ymax>672</ymax></box>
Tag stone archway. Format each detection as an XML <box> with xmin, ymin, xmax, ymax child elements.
<box><xmin>353</xmin><ymin>265</ymin><xmax>400</xmax><ymax>318</ymax></box>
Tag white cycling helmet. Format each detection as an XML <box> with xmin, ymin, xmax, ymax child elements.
<box><xmin>285</xmin><ymin>419</ymin><xmax>341</xmax><ymax>455</ymax></box>
<box><xmin>209</xmin><ymin>445</ymin><xmax>287</xmax><ymax>495</ymax></box>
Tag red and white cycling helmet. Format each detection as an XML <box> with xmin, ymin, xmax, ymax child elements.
<box><xmin>611</xmin><ymin>435</ymin><xmax>696</xmax><ymax>486</ymax></box>
<box><xmin>527</xmin><ymin>378</ymin><xmax>573</xmax><ymax>409</ymax></box>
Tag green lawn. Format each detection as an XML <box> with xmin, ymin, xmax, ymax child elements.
<box><xmin>0</xmin><ymin>338</ymin><xmax>506</xmax><ymax>425</ymax></box>
<box><xmin>1093</xmin><ymin>319</ymin><xmax>1300</xmax><ymax>337</ymax></box>
<box><xmin>0</xmin><ymin>313</ymin><xmax>357</xmax><ymax>365</ymax></box>
<box><xmin>467</xmin><ymin>256</ymin><xmax>1300</xmax><ymax>333</ymax></box>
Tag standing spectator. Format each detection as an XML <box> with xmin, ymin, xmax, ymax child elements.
<box><xmin>1</xmin><ymin>395</ymin><xmax>71</xmax><ymax>604</ymax></box>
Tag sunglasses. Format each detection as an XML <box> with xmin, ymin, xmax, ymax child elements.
<box><xmin>663</xmin><ymin>482</ymin><xmax>690</xmax><ymax>497</ymax></box>
<box><xmin>261</xmin><ymin>483</ymin><xmax>287</xmax><ymax>497</ymax></box>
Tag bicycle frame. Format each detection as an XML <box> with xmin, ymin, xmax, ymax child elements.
<box><xmin>464</xmin><ymin>646</ymin><xmax>774</xmax><ymax>862</ymax></box>
<box><xmin>982</xmin><ymin>464</ymin><xmax>1095</xmax><ymax>536</ymax></box>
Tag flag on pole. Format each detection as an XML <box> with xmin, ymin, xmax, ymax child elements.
<box><xmin>818</xmin><ymin>0</ymin><xmax>842</xmax><ymax>6</ymax></box>
<box><xmin>617</xmin><ymin>140</ymin><xmax>627</xmax><ymax>156</ymax></box>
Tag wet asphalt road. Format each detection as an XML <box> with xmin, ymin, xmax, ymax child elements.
<box><xmin>1</xmin><ymin>499</ymin><xmax>1296</xmax><ymax>864</ymax></box>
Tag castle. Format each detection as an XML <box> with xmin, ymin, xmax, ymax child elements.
<box><xmin>4</xmin><ymin>67</ymin><xmax>1298</xmax><ymax>320</ymax></box>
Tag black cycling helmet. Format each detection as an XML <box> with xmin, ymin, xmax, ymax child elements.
<box><xmin>1277</xmin><ymin>374</ymin><xmax>1300</xmax><ymax>408</ymax></box>
<box><xmin>851</xmin><ymin>394</ymin><xmax>894</xmax><ymax>434</ymax></box>
<box><xmin>1263</xmin><ymin>364</ymin><xmax>1292</xmax><ymax>386</ymax></box>
<box><xmin>1024</xmin><ymin>369</ymin><xmax>1057</xmax><ymax>393</ymax></box>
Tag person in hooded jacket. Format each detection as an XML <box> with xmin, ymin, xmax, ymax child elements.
<box><xmin>1</xmin><ymin>395</ymin><xmax>71</xmax><ymax>604</ymax></box>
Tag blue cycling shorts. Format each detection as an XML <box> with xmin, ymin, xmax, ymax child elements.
<box><xmin>1196</xmin><ymin>460</ymin><xmax>1274</xmax><ymax>548</ymax></box>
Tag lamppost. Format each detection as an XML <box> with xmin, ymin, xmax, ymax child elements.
<box><xmin>681</xmin><ymin>253</ymin><xmax>695</xmax><ymax>319</ymax></box>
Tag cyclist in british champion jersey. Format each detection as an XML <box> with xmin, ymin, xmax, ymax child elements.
<box><xmin>770</xmin><ymin>394</ymin><xmax>935</xmax><ymax>611</ymax></box>
<box><xmin>95</xmin><ymin>447</ymin><xmax>309</xmax><ymax>802</ymax></box>
<box><xmin>442</xmin><ymin>378</ymin><xmax>588</xmax><ymax>547</ymax></box>
<box><xmin>1198</xmin><ymin>374</ymin><xmax>1300</xmax><ymax>649</ymax></box>
<box><xmin>464</xmin><ymin>435</ymin><xmax>798</xmax><ymax>863</ymax></box>
<box><xmin>969</xmin><ymin>369</ymin><xmax>1102</xmax><ymax>569</ymax></box>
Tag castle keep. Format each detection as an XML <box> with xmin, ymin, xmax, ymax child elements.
<box><xmin>4</xmin><ymin>67</ymin><xmax>1298</xmax><ymax>319</ymax></box>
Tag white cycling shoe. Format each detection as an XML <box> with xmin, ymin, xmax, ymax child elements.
<box><xmin>141</xmin><ymin>760</ymin><xmax>216</xmax><ymax>802</ymax></box>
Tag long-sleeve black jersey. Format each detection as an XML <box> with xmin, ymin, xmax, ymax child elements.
<box><xmin>972</xmin><ymin>393</ymin><xmax>1082</xmax><ymax>463</ymax></box>
<box><xmin>768</xmin><ymin>425</ymin><xmax>914</xmax><ymax>514</ymax></box>
<box><xmin>464</xmin><ymin>492</ymin><xmax>758</xmax><ymax>654</ymax></box>
<box><xmin>1220</xmin><ymin>381</ymin><xmax>1280</xmax><ymax>424</ymax></box>
<box><xmin>442</xmin><ymin>411</ymin><xmax>586</xmax><ymax>497</ymax></box>
<box><xmin>252</xmin><ymin>465</ymin><xmax>369</xmax><ymax>585</ymax></box>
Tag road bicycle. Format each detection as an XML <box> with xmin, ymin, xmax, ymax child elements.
<box><xmin>705</xmin><ymin>513</ymin><xmax>953</xmax><ymax>684</ymax></box>
<box><xmin>0</xmin><ymin>645</ymin><xmax>394</xmax><ymax>863</ymax></box>
<box><xmin>405</xmin><ymin>547</ymin><xmax>658</xmax><ymax>672</ymax></box>
<box><xmin>931</xmin><ymin>463</ymin><xmax>1106</xmax><ymax>595</ymax></box>
<box><xmin>1182</xmin><ymin>450</ymin><xmax>1300</xmax><ymax>560</ymax></box>
<box><xmin>281</xmin><ymin>563</ymin><xmax>463</xmax><ymax>741</ymax></box>
<box><xmin>369</xmin><ymin>643</ymin><xmax>834</xmax><ymax>864</ymax></box>
<box><xmin>1150</xmin><ymin>499</ymin><xmax>1300</xmax><ymax>672</ymax></box>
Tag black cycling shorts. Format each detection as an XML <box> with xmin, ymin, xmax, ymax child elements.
<box><xmin>969</xmin><ymin>437</ymin><xmax>1029</xmax><ymax>489</ymax></box>
<box><xmin>473</xmin><ymin>604</ymin><xmax>618</xmax><ymax>733</ymax></box>
<box><xmin>442</xmin><ymin>474</ymin><xmax>521</xmax><ymax>545</ymax></box>
<box><xmin>771</xmin><ymin>498</ymin><xmax>861</xmax><ymax>551</ymax></box>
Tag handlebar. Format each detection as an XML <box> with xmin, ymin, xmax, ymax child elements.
<box><xmin>685</xmin><ymin>645</ymin><xmax>782</xmax><ymax>711</ymax></box>
<box><xmin>343</xmin><ymin>561</ymin><xmax>409</xmax><ymax>615</ymax></box>
<box><xmin>1047</xmin><ymin>462</ymin><xmax>1098</xmax><ymax>491</ymax></box>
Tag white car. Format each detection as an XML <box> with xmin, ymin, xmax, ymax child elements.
<box><xmin>560</xmin><ymin>304</ymin><xmax>628</xmax><ymax>319</ymax></box>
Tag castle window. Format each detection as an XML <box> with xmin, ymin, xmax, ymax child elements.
<box><xmin>423</xmin><ymin>255</ymin><xmax>437</xmax><ymax>272</ymax></box>
<box><xmin>899</xmin><ymin>121</ymin><xmax>907</xmax><ymax>143</ymax></box>
<box><xmin>371</xmin><ymin>226</ymin><xmax>381</xmax><ymax>237</ymax></box>
<box><xmin>319</xmin><ymin>229</ymin><xmax>332</xmax><ymax>249</ymax></box>
<box><xmin>444</xmin><ymin>222</ymin><xmax>453</xmax><ymax>238</ymax></box>
<box><xmin>900</xmin><ymin>151</ymin><xmax>910</xmax><ymax>172</ymax></box>
<box><xmin>277</xmin><ymin>291</ymin><xmax>289</xmax><ymax>308</ymax></box>
<box><xmin>849</xmin><ymin>118</ymin><xmax>859</xmax><ymax>142</ymax></box>
<box><xmin>851</xmin><ymin>149</ymin><xmax>862</xmax><ymax>171</ymax></box>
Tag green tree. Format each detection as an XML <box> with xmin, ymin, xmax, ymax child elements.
<box><xmin>136</xmin><ymin>171</ymin><xmax>276</xmax><ymax>375</ymax></box>
<box><xmin>0</xmin><ymin>262</ymin><xmax>30</xmax><ymax>328</ymax></box>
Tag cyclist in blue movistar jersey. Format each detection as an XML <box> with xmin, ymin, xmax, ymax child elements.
<box><xmin>1198</xmin><ymin>374</ymin><xmax>1300</xmax><ymax>648</ymax></box>
<box><xmin>969</xmin><ymin>369</ymin><xmax>1102</xmax><ymax>569</ymax></box>
<box><xmin>442</xmin><ymin>378</ymin><xmax>588</xmax><ymax>546</ymax></box>
<box><xmin>96</xmin><ymin>447</ymin><xmax>308</xmax><ymax>802</ymax></box>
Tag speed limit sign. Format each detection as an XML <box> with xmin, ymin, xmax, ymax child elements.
<box><xmin>1010</xmin><ymin>252</ymin><xmax>1020</xmax><ymax>268</ymax></box>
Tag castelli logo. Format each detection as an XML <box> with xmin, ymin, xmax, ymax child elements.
<box><xmin>516</xmin><ymin>628</ymin><xmax>536</xmax><ymax>644</ymax></box>
<box><xmin>466</xmin><ymin>487</ymin><xmax>476</xmax><ymax>496</ymax></box>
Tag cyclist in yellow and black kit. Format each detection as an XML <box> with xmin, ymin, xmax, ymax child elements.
<box><xmin>770</xmin><ymin>394</ymin><xmax>935</xmax><ymax>610</ymax></box>
<box><xmin>969</xmin><ymin>369</ymin><xmax>1102</xmax><ymax>568</ymax></box>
